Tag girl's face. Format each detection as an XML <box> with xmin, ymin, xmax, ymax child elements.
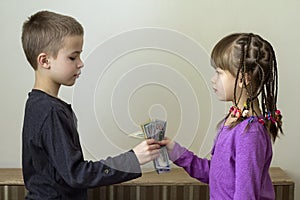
<box><xmin>211</xmin><ymin>67</ymin><xmax>236</xmax><ymax>101</ymax></box>
<box><xmin>48</xmin><ymin>35</ymin><xmax>84</xmax><ymax>87</ymax></box>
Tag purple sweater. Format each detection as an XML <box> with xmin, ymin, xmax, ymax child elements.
<box><xmin>169</xmin><ymin>118</ymin><xmax>275</xmax><ymax>200</ymax></box>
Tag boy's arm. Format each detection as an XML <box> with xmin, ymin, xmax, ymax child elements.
<box><xmin>42</xmin><ymin>108</ymin><xmax>141</xmax><ymax>188</ymax></box>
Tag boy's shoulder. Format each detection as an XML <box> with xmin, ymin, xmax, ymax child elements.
<box><xmin>25</xmin><ymin>89</ymin><xmax>70</xmax><ymax>115</ymax></box>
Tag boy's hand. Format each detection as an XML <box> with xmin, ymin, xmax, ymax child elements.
<box><xmin>132</xmin><ymin>139</ymin><xmax>160</xmax><ymax>165</ymax></box>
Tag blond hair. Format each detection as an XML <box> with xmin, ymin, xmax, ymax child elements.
<box><xmin>21</xmin><ymin>10</ymin><xmax>84</xmax><ymax>70</ymax></box>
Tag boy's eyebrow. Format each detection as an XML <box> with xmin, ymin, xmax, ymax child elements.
<box><xmin>71</xmin><ymin>50</ymin><xmax>82</xmax><ymax>54</ymax></box>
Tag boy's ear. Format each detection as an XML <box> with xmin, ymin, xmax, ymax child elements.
<box><xmin>238</xmin><ymin>73</ymin><xmax>252</xmax><ymax>88</ymax></box>
<box><xmin>37</xmin><ymin>53</ymin><xmax>50</xmax><ymax>69</ymax></box>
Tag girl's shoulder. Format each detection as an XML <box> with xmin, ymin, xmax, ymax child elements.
<box><xmin>221</xmin><ymin>116</ymin><xmax>269</xmax><ymax>138</ymax></box>
<box><xmin>231</xmin><ymin>117</ymin><xmax>271</xmax><ymax>141</ymax></box>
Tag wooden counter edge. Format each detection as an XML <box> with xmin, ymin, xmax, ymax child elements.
<box><xmin>0</xmin><ymin>167</ymin><xmax>294</xmax><ymax>187</ymax></box>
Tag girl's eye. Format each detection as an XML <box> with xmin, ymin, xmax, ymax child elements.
<box><xmin>216</xmin><ymin>69</ymin><xmax>223</xmax><ymax>75</ymax></box>
<box><xmin>69</xmin><ymin>57</ymin><xmax>76</xmax><ymax>61</ymax></box>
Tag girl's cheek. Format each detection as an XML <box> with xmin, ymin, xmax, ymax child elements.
<box><xmin>211</xmin><ymin>74</ymin><xmax>217</xmax><ymax>83</ymax></box>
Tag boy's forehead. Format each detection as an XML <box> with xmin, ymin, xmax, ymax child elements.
<box><xmin>61</xmin><ymin>35</ymin><xmax>83</xmax><ymax>52</ymax></box>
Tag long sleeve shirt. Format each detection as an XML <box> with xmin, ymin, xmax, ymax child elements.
<box><xmin>169</xmin><ymin>118</ymin><xmax>275</xmax><ymax>200</ymax></box>
<box><xmin>22</xmin><ymin>89</ymin><xmax>141</xmax><ymax>200</ymax></box>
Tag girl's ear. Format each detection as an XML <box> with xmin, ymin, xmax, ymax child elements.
<box><xmin>238</xmin><ymin>73</ymin><xmax>252</xmax><ymax>88</ymax></box>
<box><xmin>37</xmin><ymin>53</ymin><xmax>50</xmax><ymax>69</ymax></box>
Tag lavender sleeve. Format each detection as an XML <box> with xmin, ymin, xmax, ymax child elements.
<box><xmin>169</xmin><ymin>142</ymin><xmax>210</xmax><ymax>183</ymax></box>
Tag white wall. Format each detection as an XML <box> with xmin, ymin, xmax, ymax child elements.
<box><xmin>1</xmin><ymin>0</ymin><xmax>299</xmax><ymax>198</ymax></box>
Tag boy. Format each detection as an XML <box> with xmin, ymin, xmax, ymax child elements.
<box><xmin>21</xmin><ymin>10</ymin><xmax>160</xmax><ymax>200</ymax></box>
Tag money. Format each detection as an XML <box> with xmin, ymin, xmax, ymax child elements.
<box><xmin>128</xmin><ymin>131</ymin><xmax>145</xmax><ymax>139</ymax></box>
<box><xmin>141</xmin><ymin>119</ymin><xmax>171</xmax><ymax>174</ymax></box>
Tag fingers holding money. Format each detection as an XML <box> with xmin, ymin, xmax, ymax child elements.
<box><xmin>132</xmin><ymin>139</ymin><xmax>161</xmax><ymax>165</ymax></box>
<box><xmin>158</xmin><ymin>137</ymin><xmax>175</xmax><ymax>152</ymax></box>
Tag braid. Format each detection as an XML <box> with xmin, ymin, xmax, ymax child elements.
<box><xmin>241</xmin><ymin>34</ymin><xmax>283</xmax><ymax>141</ymax></box>
<box><xmin>233</xmin><ymin>44</ymin><xmax>243</xmax><ymax>107</ymax></box>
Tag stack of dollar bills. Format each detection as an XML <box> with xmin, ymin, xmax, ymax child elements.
<box><xmin>141</xmin><ymin>119</ymin><xmax>171</xmax><ymax>174</ymax></box>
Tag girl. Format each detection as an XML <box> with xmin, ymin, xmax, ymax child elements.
<box><xmin>160</xmin><ymin>33</ymin><xmax>283</xmax><ymax>199</ymax></box>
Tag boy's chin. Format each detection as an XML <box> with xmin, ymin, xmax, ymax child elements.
<box><xmin>63</xmin><ymin>81</ymin><xmax>76</xmax><ymax>87</ymax></box>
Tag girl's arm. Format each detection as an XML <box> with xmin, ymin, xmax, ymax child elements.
<box><xmin>160</xmin><ymin>138</ymin><xmax>210</xmax><ymax>183</ymax></box>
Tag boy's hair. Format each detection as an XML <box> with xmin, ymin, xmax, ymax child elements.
<box><xmin>211</xmin><ymin>33</ymin><xmax>283</xmax><ymax>142</ymax></box>
<box><xmin>21</xmin><ymin>10</ymin><xmax>84</xmax><ymax>70</ymax></box>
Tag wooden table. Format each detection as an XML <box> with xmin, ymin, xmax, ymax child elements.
<box><xmin>0</xmin><ymin>167</ymin><xmax>294</xmax><ymax>200</ymax></box>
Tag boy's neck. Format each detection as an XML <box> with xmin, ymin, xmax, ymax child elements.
<box><xmin>34</xmin><ymin>74</ymin><xmax>60</xmax><ymax>98</ymax></box>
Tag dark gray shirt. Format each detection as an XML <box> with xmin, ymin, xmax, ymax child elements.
<box><xmin>22</xmin><ymin>89</ymin><xmax>141</xmax><ymax>200</ymax></box>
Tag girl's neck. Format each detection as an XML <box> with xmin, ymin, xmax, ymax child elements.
<box><xmin>225</xmin><ymin>98</ymin><xmax>262</xmax><ymax>126</ymax></box>
<box><xmin>236</xmin><ymin>98</ymin><xmax>261</xmax><ymax>116</ymax></box>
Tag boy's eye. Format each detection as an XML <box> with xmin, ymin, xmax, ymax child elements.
<box><xmin>69</xmin><ymin>57</ymin><xmax>76</xmax><ymax>61</ymax></box>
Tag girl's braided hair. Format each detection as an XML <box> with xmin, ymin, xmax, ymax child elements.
<box><xmin>211</xmin><ymin>33</ymin><xmax>283</xmax><ymax>142</ymax></box>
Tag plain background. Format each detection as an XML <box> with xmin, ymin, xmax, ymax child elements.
<box><xmin>1</xmin><ymin>0</ymin><xmax>299</xmax><ymax>198</ymax></box>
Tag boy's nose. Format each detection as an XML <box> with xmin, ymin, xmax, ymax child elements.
<box><xmin>78</xmin><ymin>60</ymin><xmax>84</xmax><ymax>68</ymax></box>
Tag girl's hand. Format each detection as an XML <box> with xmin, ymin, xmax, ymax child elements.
<box><xmin>132</xmin><ymin>139</ymin><xmax>161</xmax><ymax>165</ymax></box>
<box><xmin>158</xmin><ymin>137</ymin><xmax>175</xmax><ymax>152</ymax></box>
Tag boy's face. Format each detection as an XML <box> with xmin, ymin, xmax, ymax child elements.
<box><xmin>48</xmin><ymin>35</ymin><xmax>84</xmax><ymax>86</ymax></box>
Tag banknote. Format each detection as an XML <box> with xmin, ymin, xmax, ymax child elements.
<box><xmin>141</xmin><ymin>119</ymin><xmax>171</xmax><ymax>174</ymax></box>
<box><xmin>128</xmin><ymin>131</ymin><xmax>145</xmax><ymax>139</ymax></box>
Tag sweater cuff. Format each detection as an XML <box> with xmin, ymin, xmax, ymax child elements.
<box><xmin>168</xmin><ymin>142</ymin><xmax>187</xmax><ymax>162</ymax></box>
<box><xmin>128</xmin><ymin>149</ymin><xmax>142</xmax><ymax>174</ymax></box>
